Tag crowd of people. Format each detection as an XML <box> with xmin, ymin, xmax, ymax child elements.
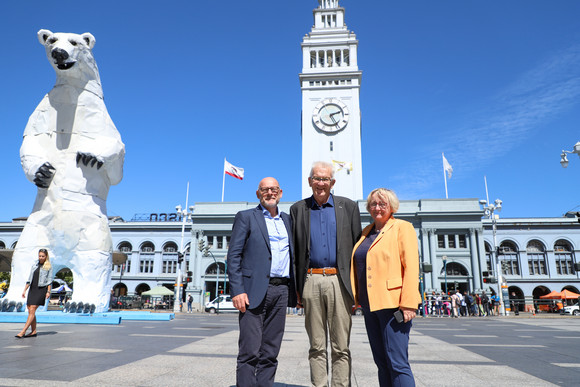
<box><xmin>425</xmin><ymin>290</ymin><xmax>500</xmax><ymax>317</ymax></box>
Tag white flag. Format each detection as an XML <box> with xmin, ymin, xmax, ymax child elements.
<box><xmin>442</xmin><ymin>153</ymin><xmax>453</xmax><ymax>179</ymax></box>
<box><xmin>224</xmin><ymin>159</ymin><xmax>244</xmax><ymax>180</ymax></box>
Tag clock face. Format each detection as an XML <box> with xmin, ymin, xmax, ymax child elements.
<box><xmin>312</xmin><ymin>98</ymin><xmax>349</xmax><ymax>133</ymax></box>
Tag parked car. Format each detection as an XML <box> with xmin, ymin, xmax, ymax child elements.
<box><xmin>205</xmin><ymin>294</ymin><xmax>236</xmax><ymax>313</ymax></box>
<box><xmin>352</xmin><ymin>304</ymin><xmax>363</xmax><ymax>316</ymax></box>
<box><xmin>563</xmin><ymin>304</ymin><xmax>579</xmax><ymax>316</ymax></box>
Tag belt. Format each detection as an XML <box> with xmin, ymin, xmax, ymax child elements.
<box><xmin>269</xmin><ymin>277</ymin><xmax>290</xmax><ymax>286</ymax></box>
<box><xmin>307</xmin><ymin>267</ymin><xmax>337</xmax><ymax>275</ymax></box>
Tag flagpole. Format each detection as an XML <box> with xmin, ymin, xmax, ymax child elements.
<box><xmin>442</xmin><ymin>153</ymin><xmax>448</xmax><ymax>199</ymax></box>
<box><xmin>484</xmin><ymin>175</ymin><xmax>490</xmax><ymax>204</ymax></box>
<box><xmin>221</xmin><ymin>158</ymin><xmax>226</xmax><ymax>202</ymax></box>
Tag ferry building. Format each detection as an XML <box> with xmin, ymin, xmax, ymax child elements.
<box><xmin>1</xmin><ymin>1</ymin><xmax>579</xmax><ymax>311</ymax></box>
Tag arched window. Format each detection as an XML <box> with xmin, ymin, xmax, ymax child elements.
<box><xmin>116</xmin><ymin>242</ymin><xmax>133</xmax><ymax>273</ymax></box>
<box><xmin>139</xmin><ymin>242</ymin><xmax>155</xmax><ymax>273</ymax></box>
<box><xmin>499</xmin><ymin>241</ymin><xmax>520</xmax><ymax>275</ymax></box>
<box><xmin>484</xmin><ymin>242</ymin><xmax>492</xmax><ymax>272</ymax></box>
<box><xmin>554</xmin><ymin>240</ymin><xmax>575</xmax><ymax>275</ymax></box>
<box><xmin>162</xmin><ymin>241</ymin><xmax>179</xmax><ymax>274</ymax></box>
<box><xmin>439</xmin><ymin>262</ymin><xmax>468</xmax><ymax>276</ymax></box>
<box><xmin>205</xmin><ymin>262</ymin><xmax>226</xmax><ymax>275</ymax></box>
<box><xmin>0</xmin><ymin>241</ymin><xmax>5</xmax><ymax>249</ymax></box>
<box><xmin>527</xmin><ymin>240</ymin><xmax>547</xmax><ymax>275</ymax></box>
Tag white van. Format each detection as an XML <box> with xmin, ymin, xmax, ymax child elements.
<box><xmin>205</xmin><ymin>294</ymin><xmax>236</xmax><ymax>313</ymax></box>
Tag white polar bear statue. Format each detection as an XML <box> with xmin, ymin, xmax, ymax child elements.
<box><xmin>4</xmin><ymin>30</ymin><xmax>125</xmax><ymax>313</ymax></box>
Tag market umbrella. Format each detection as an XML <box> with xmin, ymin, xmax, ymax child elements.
<box><xmin>559</xmin><ymin>289</ymin><xmax>580</xmax><ymax>299</ymax></box>
<box><xmin>141</xmin><ymin>286</ymin><xmax>174</xmax><ymax>297</ymax></box>
<box><xmin>53</xmin><ymin>284</ymin><xmax>73</xmax><ymax>293</ymax></box>
<box><xmin>540</xmin><ymin>290</ymin><xmax>562</xmax><ymax>299</ymax></box>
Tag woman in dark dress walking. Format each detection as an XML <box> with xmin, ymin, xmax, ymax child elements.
<box><xmin>16</xmin><ymin>249</ymin><xmax>53</xmax><ymax>338</ymax></box>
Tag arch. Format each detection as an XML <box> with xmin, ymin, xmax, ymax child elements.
<box><xmin>11</xmin><ymin>241</ymin><xmax>18</xmax><ymax>249</ymax></box>
<box><xmin>508</xmin><ymin>286</ymin><xmax>524</xmax><ymax>312</ymax></box>
<box><xmin>439</xmin><ymin>261</ymin><xmax>468</xmax><ymax>276</ymax></box>
<box><xmin>554</xmin><ymin>239</ymin><xmax>576</xmax><ymax>275</ymax></box>
<box><xmin>140</xmin><ymin>241</ymin><xmax>155</xmax><ymax>252</ymax></box>
<box><xmin>163</xmin><ymin>241</ymin><xmax>178</xmax><ymax>252</ymax></box>
<box><xmin>526</xmin><ymin>240</ymin><xmax>547</xmax><ymax>275</ymax></box>
<box><xmin>562</xmin><ymin>285</ymin><xmax>579</xmax><ymax>293</ymax></box>
<box><xmin>117</xmin><ymin>241</ymin><xmax>133</xmax><ymax>252</ymax></box>
<box><xmin>54</xmin><ymin>268</ymin><xmax>73</xmax><ymax>288</ymax></box>
<box><xmin>135</xmin><ymin>283</ymin><xmax>151</xmax><ymax>295</ymax></box>
<box><xmin>113</xmin><ymin>283</ymin><xmax>128</xmax><ymax>297</ymax></box>
<box><xmin>205</xmin><ymin>262</ymin><xmax>227</xmax><ymax>275</ymax></box>
<box><xmin>532</xmin><ymin>285</ymin><xmax>551</xmax><ymax>300</ymax></box>
<box><xmin>499</xmin><ymin>240</ymin><xmax>520</xmax><ymax>275</ymax></box>
<box><xmin>0</xmin><ymin>240</ymin><xmax>5</xmax><ymax>249</ymax></box>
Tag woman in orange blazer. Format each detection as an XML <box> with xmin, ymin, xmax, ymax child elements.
<box><xmin>351</xmin><ymin>188</ymin><xmax>421</xmax><ymax>386</ymax></box>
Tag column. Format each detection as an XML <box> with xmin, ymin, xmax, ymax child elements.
<box><xmin>469</xmin><ymin>228</ymin><xmax>481</xmax><ymax>290</ymax></box>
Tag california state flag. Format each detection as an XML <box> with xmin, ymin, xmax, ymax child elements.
<box><xmin>224</xmin><ymin>159</ymin><xmax>244</xmax><ymax>180</ymax></box>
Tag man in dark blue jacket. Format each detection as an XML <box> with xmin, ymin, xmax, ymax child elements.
<box><xmin>227</xmin><ymin>177</ymin><xmax>296</xmax><ymax>387</ymax></box>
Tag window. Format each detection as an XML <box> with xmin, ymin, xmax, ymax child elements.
<box><xmin>217</xmin><ymin>236</ymin><xmax>223</xmax><ymax>249</ymax></box>
<box><xmin>448</xmin><ymin>235</ymin><xmax>456</xmax><ymax>248</ymax></box>
<box><xmin>437</xmin><ymin>235</ymin><xmax>445</xmax><ymax>248</ymax></box>
<box><xmin>226</xmin><ymin>236</ymin><xmax>231</xmax><ymax>249</ymax></box>
<box><xmin>527</xmin><ymin>240</ymin><xmax>547</xmax><ymax>275</ymax></box>
<box><xmin>116</xmin><ymin>242</ymin><xmax>132</xmax><ymax>273</ymax></box>
<box><xmin>499</xmin><ymin>241</ymin><xmax>519</xmax><ymax>275</ymax></box>
<box><xmin>205</xmin><ymin>262</ymin><xmax>227</xmax><ymax>275</ymax></box>
<box><xmin>458</xmin><ymin>235</ymin><xmax>467</xmax><ymax>248</ymax></box>
<box><xmin>554</xmin><ymin>240</ymin><xmax>575</xmax><ymax>275</ymax></box>
<box><xmin>207</xmin><ymin>236</ymin><xmax>214</xmax><ymax>248</ymax></box>
<box><xmin>139</xmin><ymin>241</ymin><xmax>155</xmax><ymax>273</ymax></box>
<box><xmin>484</xmin><ymin>242</ymin><xmax>492</xmax><ymax>272</ymax></box>
<box><xmin>162</xmin><ymin>242</ymin><xmax>179</xmax><ymax>274</ymax></box>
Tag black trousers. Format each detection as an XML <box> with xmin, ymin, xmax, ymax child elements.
<box><xmin>236</xmin><ymin>283</ymin><xmax>288</xmax><ymax>387</ymax></box>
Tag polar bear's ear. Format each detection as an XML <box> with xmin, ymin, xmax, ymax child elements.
<box><xmin>81</xmin><ymin>33</ymin><xmax>96</xmax><ymax>49</ymax></box>
<box><xmin>38</xmin><ymin>29</ymin><xmax>53</xmax><ymax>45</ymax></box>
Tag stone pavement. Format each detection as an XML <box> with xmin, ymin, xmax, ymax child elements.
<box><xmin>0</xmin><ymin>313</ymin><xmax>568</xmax><ymax>386</ymax></box>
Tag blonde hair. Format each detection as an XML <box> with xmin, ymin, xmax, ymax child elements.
<box><xmin>366</xmin><ymin>188</ymin><xmax>400</xmax><ymax>214</ymax></box>
<box><xmin>39</xmin><ymin>248</ymin><xmax>52</xmax><ymax>270</ymax></box>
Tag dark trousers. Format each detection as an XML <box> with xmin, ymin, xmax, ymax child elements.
<box><xmin>237</xmin><ymin>284</ymin><xmax>288</xmax><ymax>387</ymax></box>
<box><xmin>362</xmin><ymin>307</ymin><xmax>415</xmax><ymax>387</ymax></box>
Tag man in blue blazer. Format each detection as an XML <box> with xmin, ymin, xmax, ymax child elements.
<box><xmin>227</xmin><ymin>177</ymin><xmax>297</xmax><ymax>387</ymax></box>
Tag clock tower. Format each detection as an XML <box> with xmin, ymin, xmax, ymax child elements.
<box><xmin>300</xmin><ymin>0</ymin><xmax>363</xmax><ymax>200</ymax></box>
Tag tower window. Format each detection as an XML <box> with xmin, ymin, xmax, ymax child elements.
<box><xmin>330</xmin><ymin>141</ymin><xmax>333</xmax><ymax>151</ymax></box>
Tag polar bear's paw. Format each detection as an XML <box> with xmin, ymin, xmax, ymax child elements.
<box><xmin>33</xmin><ymin>162</ymin><xmax>56</xmax><ymax>188</ymax></box>
<box><xmin>76</xmin><ymin>152</ymin><xmax>104</xmax><ymax>170</ymax></box>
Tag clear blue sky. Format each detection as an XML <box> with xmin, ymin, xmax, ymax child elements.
<box><xmin>1</xmin><ymin>0</ymin><xmax>580</xmax><ymax>221</ymax></box>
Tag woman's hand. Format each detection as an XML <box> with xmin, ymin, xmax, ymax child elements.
<box><xmin>22</xmin><ymin>291</ymin><xmax>26</xmax><ymax>298</ymax></box>
<box><xmin>45</xmin><ymin>291</ymin><xmax>50</xmax><ymax>299</ymax></box>
<box><xmin>400</xmin><ymin>307</ymin><xmax>416</xmax><ymax>323</ymax></box>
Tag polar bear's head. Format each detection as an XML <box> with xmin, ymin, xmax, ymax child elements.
<box><xmin>38</xmin><ymin>29</ymin><xmax>99</xmax><ymax>82</ymax></box>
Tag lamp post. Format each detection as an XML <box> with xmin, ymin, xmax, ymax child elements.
<box><xmin>198</xmin><ymin>240</ymin><xmax>220</xmax><ymax>314</ymax></box>
<box><xmin>174</xmin><ymin>183</ymin><xmax>194</xmax><ymax>313</ymax></box>
<box><xmin>560</xmin><ymin>142</ymin><xmax>580</xmax><ymax>168</ymax></box>
<box><xmin>480</xmin><ymin>198</ymin><xmax>506</xmax><ymax>316</ymax></box>
<box><xmin>442</xmin><ymin>255</ymin><xmax>448</xmax><ymax>295</ymax></box>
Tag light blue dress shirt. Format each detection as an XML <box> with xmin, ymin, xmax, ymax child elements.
<box><xmin>261</xmin><ymin>205</ymin><xmax>290</xmax><ymax>278</ymax></box>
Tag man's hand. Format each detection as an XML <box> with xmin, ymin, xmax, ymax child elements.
<box><xmin>232</xmin><ymin>293</ymin><xmax>250</xmax><ymax>313</ymax></box>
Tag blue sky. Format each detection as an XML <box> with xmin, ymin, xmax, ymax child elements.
<box><xmin>1</xmin><ymin>0</ymin><xmax>580</xmax><ymax>221</ymax></box>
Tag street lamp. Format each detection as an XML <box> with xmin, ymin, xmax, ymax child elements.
<box><xmin>560</xmin><ymin>142</ymin><xmax>580</xmax><ymax>168</ymax></box>
<box><xmin>480</xmin><ymin>198</ymin><xmax>506</xmax><ymax>316</ymax></box>
<box><xmin>174</xmin><ymin>184</ymin><xmax>195</xmax><ymax>313</ymax></box>
<box><xmin>442</xmin><ymin>255</ymin><xmax>448</xmax><ymax>295</ymax></box>
<box><xmin>198</xmin><ymin>239</ymin><xmax>220</xmax><ymax>314</ymax></box>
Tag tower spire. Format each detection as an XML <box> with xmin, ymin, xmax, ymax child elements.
<box><xmin>319</xmin><ymin>0</ymin><xmax>339</xmax><ymax>9</ymax></box>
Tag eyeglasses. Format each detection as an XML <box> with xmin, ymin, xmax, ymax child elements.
<box><xmin>259</xmin><ymin>187</ymin><xmax>280</xmax><ymax>194</ymax></box>
<box><xmin>311</xmin><ymin>177</ymin><xmax>333</xmax><ymax>183</ymax></box>
<box><xmin>369</xmin><ymin>202</ymin><xmax>389</xmax><ymax>209</ymax></box>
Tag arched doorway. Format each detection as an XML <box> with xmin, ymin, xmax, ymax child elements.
<box><xmin>135</xmin><ymin>283</ymin><xmax>151</xmax><ymax>295</ymax></box>
<box><xmin>113</xmin><ymin>283</ymin><xmax>128</xmax><ymax>297</ymax></box>
<box><xmin>532</xmin><ymin>285</ymin><xmax>550</xmax><ymax>299</ymax></box>
<box><xmin>439</xmin><ymin>261</ymin><xmax>469</xmax><ymax>293</ymax></box>
<box><xmin>508</xmin><ymin>286</ymin><xmax>524</xmax><ymax>313</ymax></box>
<box><xmin>562</xmin><ymin>285</ymin><xmax>579</xmax><ymax>293</ymax></box>
<box><xmin>204</xmin><ymin>262</ymin><xmax>227</xmax><ymax>300</ymax></box>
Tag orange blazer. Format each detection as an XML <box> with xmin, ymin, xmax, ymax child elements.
<box><xmin>350</xmin><ymin>216</ymin><xmax>421</xmax><ymax>312</ymax></box>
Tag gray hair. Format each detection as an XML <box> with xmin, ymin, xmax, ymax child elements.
<box><xmin>309</xmin><ymin>161</ymin><xmax>335</xmax><ymax>179</ymax></box>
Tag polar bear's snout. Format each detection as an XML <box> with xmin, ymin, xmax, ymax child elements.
<box><xmin>51</xmin><ymin>48</ymin><xmax>75</xmax><ymax>70</ymax></box>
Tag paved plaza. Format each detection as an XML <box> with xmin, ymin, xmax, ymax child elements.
<box><xmin>1</xmin><ymin>313</ymin><xmax>579</xmax><ymax>386</ymax></box>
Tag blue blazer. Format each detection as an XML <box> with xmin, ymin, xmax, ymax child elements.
<box><xmin>227</xmin><ymin>205</ymin><xmax>297</xmax><ymax>309</ymax></box>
